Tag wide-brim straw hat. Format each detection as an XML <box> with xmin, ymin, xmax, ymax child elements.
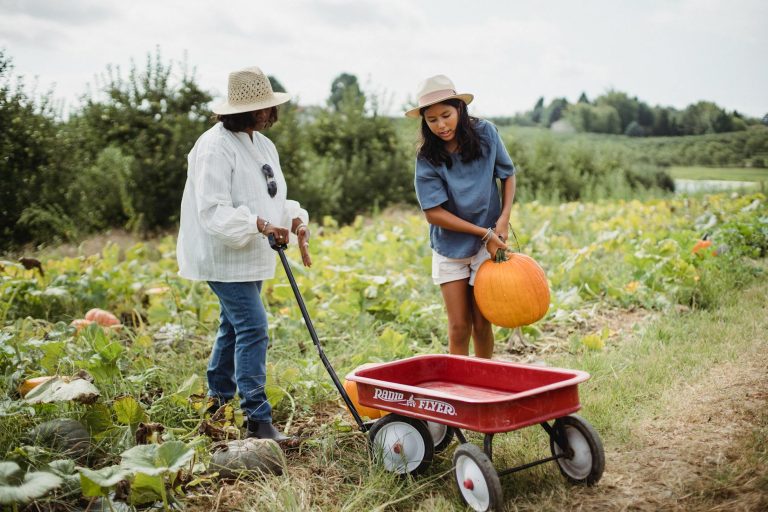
<box><xmin>212</xmin><ymin>66</ymin><xmax>291</xmax><ymax>115</ymax></box>
<box><xmin>404</xmin><ymin>74</ymin><xmax>473</xmax><ymax>118</ymax></box>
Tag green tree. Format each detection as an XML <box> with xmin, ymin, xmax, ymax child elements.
<box><xmin>329</xmin><ymin>73</ymin><xmax>364</xmax><ymax>111</ymax></box>
<box><xmin>304</xmin><ymin>87</ymin><xmax>410</xmax><ymax>223</ymax></box>
<box><xmin>72</xmin><ymin>49</ymin><xmax>212</xmax><ymax>232</ymax></box>
<box><xmin>577</xmin><ymin>92</ymin><xmax>590</xmax><ymax>104</ymax></box>
<box><xmin>531</xmin><ymin>96</ymin><xmax>545</xmax><ymax>124</ymax></box>
<box><xmin>624</xmin><ymin>120</ymin><xmax>645</xmax><ymax>137</ymax></box>
<box><xmin>543</xmin><ymin>98</ymin><xmax>569</xmax><ymax>127</ymax></box>
<box><xmin>596</xmin><ymin>90</ymin><xmax>639</xmax><ymax>133</ymax></box>
<box><xmin>0</xmin><ymin>50</ymin><xmax>73</xmax><ymax>248</ymax></box>
<box><xmin>268</xmin><ymin>75</ymin><xmax>286</xmax><ymax>93</ymax></box>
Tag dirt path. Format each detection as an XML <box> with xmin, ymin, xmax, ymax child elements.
<box><xmin>562</xmin><ymin>338</ymin><xmax>768</xmax><ymax>511</ymax></box>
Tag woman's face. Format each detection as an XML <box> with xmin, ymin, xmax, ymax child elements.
<box><xmin>253</xmin><ymin>107</ymin><xmax>273</xmax><ymax>131</ymax></box>
<box><xmin>424</xmin><ymin>103</ymin><xmax>459</xmax><ymax>143</ymax></box>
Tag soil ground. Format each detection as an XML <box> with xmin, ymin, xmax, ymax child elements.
<box><xmin>552</xmin><ymin>342</ymin><xmax>768</xmax><ymax>511</ymax></box>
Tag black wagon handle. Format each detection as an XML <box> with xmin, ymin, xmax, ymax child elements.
<box><xmin>268</xmin><ymin>234</ymin><xmax>368</xmax><ymax>432</ymax></box>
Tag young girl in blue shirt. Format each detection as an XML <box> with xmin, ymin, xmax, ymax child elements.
<box><xmin>406</xmin><ymin>75</ymin><xmax>516</xmax><ymax>358</ymax></box>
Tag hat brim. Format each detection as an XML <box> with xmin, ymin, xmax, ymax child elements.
<box><xmin>404</xmin><ymin>93</ymin><xmax>474</xmax><ymax>119</ymax></box>
<box><xmin>212</xmin><ymin>92</ymin><xmax>292</xmax><ymax>115</ymax></box>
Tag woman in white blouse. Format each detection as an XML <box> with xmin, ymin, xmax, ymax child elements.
<box><xmin>177</xmin><ymin>66</ymin><xmax>310</xmax><ymax>443</ymax></box>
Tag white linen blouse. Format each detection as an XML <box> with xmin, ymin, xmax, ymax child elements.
<box><xmin>177</xmin><ymin>122</ymin><xmax>308</xmax><ymax>282</ymax></box>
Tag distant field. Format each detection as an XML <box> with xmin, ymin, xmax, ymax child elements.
<box><xmin>668</xmin><ymin>166</ymin><xmax>768</xmax><ymax>181</ymax></box>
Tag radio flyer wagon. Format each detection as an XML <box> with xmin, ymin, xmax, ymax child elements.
<box><xmin>270</xmin><ymin>237</ymin><xmax>605</xmax><ymax>512</ymax></box>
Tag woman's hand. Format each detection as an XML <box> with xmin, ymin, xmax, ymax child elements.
<box><xmin>263</xmin><ymin>224</ymin><xmax>290</xmax><ymax>246</ymax></box>
<box><xmin>296</xmin><ymin>224</ymin><xmax>312</xmax><ymax>267</ymax></box>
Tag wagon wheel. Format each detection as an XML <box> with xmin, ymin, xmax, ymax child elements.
<box><xmin>549</xmin><ymin>414</ymin><xmax>605</xmax><ymax>485</ymax></box>
<box><xmin>453</xmin><ymin>443</ymin><xmax>503</xmax><ymax>512</ymax></box>
<box><xmin>425</xmin><ymin>421</ymin><xmax>455</xmax><ymax>452</ymax></box>
<box><xmin>368</xmin><ymin>414</ymin><xmax>433</xmax><ymax>476</ymax></box>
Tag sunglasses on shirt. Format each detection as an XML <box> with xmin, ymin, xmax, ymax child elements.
<box><xmin>261</xmin><ymin>164</ymin><xmax>277</xmax><ymax>198</ymax></box>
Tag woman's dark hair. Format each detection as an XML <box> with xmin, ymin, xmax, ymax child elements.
<box><xmin>417</xmin><ymin>99</ymin><xmax>482</xmax><ymax>168</ymax></box>
<box><xmin>216</xmin><ymin>106</ymin><xmax>279</xmax><ymax>132</ymax></box>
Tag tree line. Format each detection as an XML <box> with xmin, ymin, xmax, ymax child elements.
<box><xmin>0</xmin><ymin>50</ymin><xmax>409</xmax><ymax>251</ymax></box>
<box><xmin>496</xmin><ymin>90</ymin><xmax>766</xmax><ymax>137</ymax></box>
<box><xmin>3</xmin><ymin>49</ymin><xmax>764</xmax><ymax>253</ymax></box>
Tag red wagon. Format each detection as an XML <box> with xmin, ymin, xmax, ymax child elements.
<box><xmin>271</xmin><ymin>237</ymin><xmax>604</xmax><ymax>512</ymax></box>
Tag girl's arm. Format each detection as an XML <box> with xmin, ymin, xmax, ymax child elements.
<box><xmin>495</xmin><ymin>175</ymin><xmax>516</xmax><ymax>242</ymax></box>
<box><xmin>424</xmin><ymin>206</ymin><xmax>507</xmax><ymax>256</ymax></box>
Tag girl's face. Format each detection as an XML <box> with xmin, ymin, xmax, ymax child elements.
<box><xmin>424</xmin><ymin>103</ymin><xmax>459</xmax><ymax>143</ymax></box>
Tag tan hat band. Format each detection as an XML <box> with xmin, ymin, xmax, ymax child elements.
<box><xmin>419</xmin><ymin>88</ymin><xmax>457</xmax><ymax>106</ymax></box>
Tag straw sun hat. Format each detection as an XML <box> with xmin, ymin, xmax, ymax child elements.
<box><xmin>404</xmin><ymin>74</ymin><xmax>473</xmax><ymax>118</ymax></box>
<box><xmin>212</xmin><ymin>66</ymin><xmax>291</xmax><ymax>115</ymax></box>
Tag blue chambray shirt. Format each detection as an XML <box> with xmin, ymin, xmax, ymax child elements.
<box><xmin>414</xmin><ymin>119</ymin><xmax>516</xmax><ymax>259</ymax></box>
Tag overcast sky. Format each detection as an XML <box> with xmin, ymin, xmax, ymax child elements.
<box><xmin>1</xmin><ymin>0</ymin><xmax>766</xmax><ymax>118</ymax></box>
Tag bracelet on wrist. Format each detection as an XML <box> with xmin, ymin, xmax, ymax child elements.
<box><xmin>294</xmin><ymin>223</ymin><xmax>307</xmax><ymax>235</ymax></box>
<box><xmin>259</xmin><ymin>220</ymin><xmax>270</xmax><ymax>234</ymax></box>
<box><xmin>481</xmin><ymin>227</ymin><xmax>493</xmax><ymax>242</ymax></box>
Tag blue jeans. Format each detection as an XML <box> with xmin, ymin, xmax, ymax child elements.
<box><xmin>206</xmin><ymin>281</ymin><xmax>272</xmax><ymax>422</ymax></box>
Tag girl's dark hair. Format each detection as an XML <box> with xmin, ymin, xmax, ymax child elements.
<box><xmin>216</xmin><ymin>106</ymin><xmax>279</xmax><ymax>132</ymax></box>
<box><xmin>417</xmin><ymin>98</ymin><xmax>482</xmax><ymax>168</ymax></box>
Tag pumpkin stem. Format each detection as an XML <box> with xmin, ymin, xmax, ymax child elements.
<box><xmin>494</xmin><ymin>249</ymin><xmax>508</xmax><ymax>263</ymax></box>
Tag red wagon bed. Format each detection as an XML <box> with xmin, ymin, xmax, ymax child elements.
<box><xmin>346</xmin><ymin>354</ymin><xmax>590</xmax><ymax>434</ymax></box>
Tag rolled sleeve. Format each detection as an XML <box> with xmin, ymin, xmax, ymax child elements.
<box><xmin>415</xmin><ymin>161</ymin><xmax>448</xmax><ymax>210</ymax></box>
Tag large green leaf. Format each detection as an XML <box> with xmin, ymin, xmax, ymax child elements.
<box><xmin>120</xmin><ymin>441</ymin><xmax>194</xmax><ymax>476</ymax></box>
<box><xmin>0</xmin><ymin>461</ymin><xmax>63</xmax><ymax>505</ymax></box>
<box><xmin>113</xmin><ymin>396</ymin><xmax>148</xmax><ymax>427</ymax></box>
<box><xmin>78</xmin><ymin>465</ymin><xmax>130</xmax><ymax>497</ymax></box>
<box><xmin>128</xmin><ymin>472</ymin><xmax>164</xmax><ymax>505</ymax></box>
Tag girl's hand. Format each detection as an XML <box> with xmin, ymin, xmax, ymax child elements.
<box><xmin>485</xmin><ymin>232</ymin><xmax>508</xmax><ymax>258</ymax></box>
<box><xmin>296</xmin><ymin>224</ymin><xmax>312</xmax><ymax>267</ymax></box>
<box><xmin>495</xmin><ymin>217</ymin><xmax>510</xmax><ymax>244</ymax></box>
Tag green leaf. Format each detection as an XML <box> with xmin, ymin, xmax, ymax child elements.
<box><xmin>0</xmin><ymin>461</ymin><xmax>63</xmax><ymax>505</ymax></box>
<box><xmin>113</xmin><ymin>396</ymin><xmax>148</xmax><ymax>427</ymax></box>
<box><xmin>78</xmin><ymin>466</ymin><xmax>130</xmax><ymax>497</ymax></box>
<box><xmin>120</xmin><ymin>441</ymin><xmax>194</xmax><ymax>476</ymax></box>
<box><xmin>128</xmin><ymin>472</ymin><xmax>164</xmax><ymax>505</ymax></box>
<box><xmin>82</xmin><ymin>402</ymin><xmax>114</xmax><ymax>435</ymax></box>
<box><xmin>47</xmin><ymin>460</ymin><xmax>76</xmax><ymax>477</ymax></box>
<box><xmin>265</xmin><ymin>384</ymin><xmax>286</xmax><ymax>408</ymax></box>
<box><xmin>175</xmin><ymin>375</ymin><xmax>202</xmax><ymax>398</ymax></box>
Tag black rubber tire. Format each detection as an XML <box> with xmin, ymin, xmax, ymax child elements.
<box><xmin>368</xmin><ymin>414</ymin><xmax>434</xmax><ymax>476</ymax></box>
<box><xmin>452</xmin><ymin>443</ymin><xmax>503</xmax><ymax>512</ymax></box>
<box><xmin>425</xmin><ymin>421</ymin><xmax>456</xmax><ymax>453</ymax></box>
<box><xmin>549</xmin><ymin>414</ymin><xmax>605</xmax><ymax>485</ymax></box>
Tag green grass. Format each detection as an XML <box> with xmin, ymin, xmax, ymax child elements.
<box><xmin>669</xmin><ymin>166</ymin><xmax>768</xmax><ymax>181</ymax></box>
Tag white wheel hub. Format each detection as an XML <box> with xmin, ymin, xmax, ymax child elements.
<box><xmin>426</xmin><ymin>421</ymin><xmax>447</xmax><ymax>446</ymax></box>
<box><xmin>455</xmin><ymin>454</ymin><xmax>490</xmax><ymax>511</ymax></box>
<box><xmin>555</xmin><ymin>425</ymin><xmax>592</xmax><ymax>479</ymax></box>
<box><xmin>374</xmin><ymin>422</ymin><xmax>426</xmax><ymax>474</ymax></box>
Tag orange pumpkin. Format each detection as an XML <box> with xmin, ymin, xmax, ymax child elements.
<box><xmin>19</xmin><ymin>376</ymin><xmax>55</xmax><ymax>397</ymax></box>
<box><xmin>473</xmin><ymin>250</ymin><xmax>550</xmax><ymax>328</ymax></box>
<box><xmin>342</xmin><ymin>379</ymin><xmax>385</xmax><ymax>419</ymax></box>
<box><xmin>691</xmin><ymin>239</ymin><xmax>713</xmax><ymax>255</ymax></box>
<box><xmin>84</xmin><ymin>308</ymin><xmax>120</xmax><ymax>327</ymax></box>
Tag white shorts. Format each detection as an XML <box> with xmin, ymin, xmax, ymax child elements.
<box><xmin>432</xmin><ymin>247</ymin><xmax>490</xmax><ymax>286</ymax></box>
